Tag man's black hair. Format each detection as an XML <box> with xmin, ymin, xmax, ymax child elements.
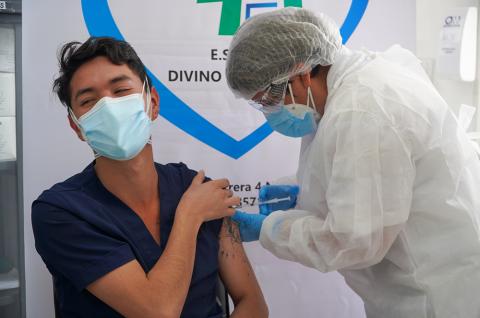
<box><xmin>53</xmin><ymin>37</ymin><xmax>152</xmax><ymax>108</ymax></box>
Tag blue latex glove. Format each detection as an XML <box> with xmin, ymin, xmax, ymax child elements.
<box><xmin>259</xmin><ymin>184</ymin><xmax>300</xmax><ymax>216</ymax></box>
<box><xmin>231</xmin><ymin>210</ymin><xmax>266</xmax><ymax>242</ymax></box>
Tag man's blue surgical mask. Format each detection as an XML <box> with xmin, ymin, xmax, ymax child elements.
<box><xmin>69</xmin><ymin>81</ymin><xmax>153</xmax><ymax>161</ymax></box>
<box><xmin>265</xmin><ymin>83</ymin><xmax>320</xmax><ymax>138</ymax></box>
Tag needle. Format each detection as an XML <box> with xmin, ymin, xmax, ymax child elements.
<box><xmin>251</xmin><ymin>197</ymin><xmax>291</xmax><ymax>206</ymax></box>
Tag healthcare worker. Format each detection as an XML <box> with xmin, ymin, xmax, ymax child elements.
<box><xmin>227</xmin><ymin>7</ymin><xmax>480</xmax><ymax>318</ymax></box>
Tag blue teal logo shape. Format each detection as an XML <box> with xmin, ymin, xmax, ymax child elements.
<box><xmin>81</xmin><ymin>0</ymin><xmax>368</xmax><ymax>159</ymax></box>
<box><xmin>197</xmin><ymin>0</ymin><xmax>303</xmax><ymax>35</ymax></box>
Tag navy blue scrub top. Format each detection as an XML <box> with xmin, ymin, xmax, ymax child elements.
<box><xmin>32</xmin><ymin>162</ymin><xmax>223</xmax><ymax>318</ymax></box>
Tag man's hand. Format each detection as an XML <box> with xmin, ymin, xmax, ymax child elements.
<box><xmin>177</xmin><ymin>170</ymin><xmax>240</xmax><ymax>223</ymax></box>
<box><xmin>231</xmin><ymin>211</ymin><xmax>266</xmax><ymax>242</ymax></box>
<box><xmin>259</xmin><ymin>184</ymin><xmax>299</xmax><ymax>215</ymax></box>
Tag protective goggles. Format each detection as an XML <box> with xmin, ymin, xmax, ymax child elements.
<box><xmin>248</xmin><ymin>80</ymin><xmax>289</xmax><ymax>114</ymax></box>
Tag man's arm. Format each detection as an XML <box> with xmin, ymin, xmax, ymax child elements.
<box><xmin>218</xmin><ymin>218</ymin><xmax>268</xmax><ymax>318</ymax></box>
<box><xmin>87</xmin><ymin>213</ymin><xmax>200</xmax><ymax>318</ymax></box>
<box><xmin>87</xmin><ymin>172</ymin><xmax>240</xmax><ymax>318</ymax></box>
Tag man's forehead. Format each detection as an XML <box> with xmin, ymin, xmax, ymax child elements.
<box><xmin>71</xmin><ymin>58</ymin><xmax>138</xmax><ymax>91</ymax></box>
<box><xmin>76</xmin><ymin>57</ymin><xmax>133</xmax><ymax>78</ymax></box>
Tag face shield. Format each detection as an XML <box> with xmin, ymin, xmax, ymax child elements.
<box><xmin>248</xmin><ymin>80</ymin><xmax>289</xmax><ymax>114</ymax></box>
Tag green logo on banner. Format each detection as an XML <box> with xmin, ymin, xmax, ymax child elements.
<box><xmin>197</xmin><ymin>0</ymin><xmax>302</xmax><ymax>35</ymax></box>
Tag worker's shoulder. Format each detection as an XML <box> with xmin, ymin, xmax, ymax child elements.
<box><xmin>353</xmin><ymin>49</ymin><xmax>436</xmax><ymax>103</ymax></box>
<box><xmin>329</xmin><ymin>58</ymin><xmax>441</xmax><ymax>123</ymax></box>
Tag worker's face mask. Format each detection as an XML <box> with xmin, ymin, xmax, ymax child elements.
<box><xmin>264</xmin><ymin>83</ymin><xmax>320</xmax><ymax>138</ymax></box>
<box><xmin>69</xmin><ymin>80</ymin><xmax>153</xmax><ymax>161</ymax></box>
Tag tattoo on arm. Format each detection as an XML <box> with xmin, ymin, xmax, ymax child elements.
<box><xmin>219</xmin><ymin>218</ymin><xmax>248</xmax><ymax>262</ymax></box>
<box><xmin>221</xmin><ymin>217</ymin><xmax>242</xmax><ymax>243</ymax></box>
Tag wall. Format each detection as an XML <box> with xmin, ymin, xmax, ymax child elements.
<box><xmin>416</xmin><ymin>0</ymin><xmax>480</xmax><ymax>121</ymax></box>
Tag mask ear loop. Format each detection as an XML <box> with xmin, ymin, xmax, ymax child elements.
<box><xmin>143</xmin><ymin>80</ymin><xmax>152</xmax><ymax>119</ymax></box>
<box><xmin>144</xmin><ymin>79</ymin><xmax>153</xmax><ymax>145</ymax></box>
<box><xmin>307</xmin><ymin>87</ymin><xmax>315</xmax><ymax>110</ymax></box>
<box><xmin>68</xmin><ymin>107</ymin><xmax>101</xmax><ymax>158</ymax></box>
<box><xmin>68</xmin><ymin>107</ymin><xmax>87</xmax><ymax>140</ymax></box>
<box><xmin>307</xmin><ymin>87</ymin><xmax>321</xmax><ymax>120</ymax></box>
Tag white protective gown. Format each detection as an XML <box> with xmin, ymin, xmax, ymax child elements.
<box><xmin>260</xmin><ymin>45</ymin><xmax>480</xmax><ymax>318</ymax></box>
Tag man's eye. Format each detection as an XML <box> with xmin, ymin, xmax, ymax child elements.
<box><xmin>114</xmin><ymin>88</ymin><xmax>131</xmax><ymax>94</ymax></box>
<box><xmin>80</xmin><ymin>99</ymin><xmax>94</xmax><ymax>106</ymax></box>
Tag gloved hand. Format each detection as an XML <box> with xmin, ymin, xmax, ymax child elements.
<box><xmin>231</xmin><ymin>210</ymin><xmax>266</xmax><ymax>242</ymax></box>
<box><xmin>259</xmin><ymin>184</ymin><xmax>299</xmax><ymax>216</ymax></box>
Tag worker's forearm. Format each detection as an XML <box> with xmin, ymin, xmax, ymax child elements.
<box><xmin>145</xmin><ymin>212</ymin><xmax>202</xmax><ymax>317</ymax></box>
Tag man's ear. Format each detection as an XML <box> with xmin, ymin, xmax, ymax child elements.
<box><xmin>68</xmin><ymin>114</ymin><xmax>85</xmax><ymax>141</ymax></box>
<box><xmin>149</xmin><ymin>86</ymin><xmax>160</xmax><ymax>120</ymax></box>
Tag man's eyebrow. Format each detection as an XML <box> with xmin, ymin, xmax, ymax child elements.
<box><xmin>109</xmin><ymin>75</ymin><xmax>132</xmax><ymax>85</ymax></box>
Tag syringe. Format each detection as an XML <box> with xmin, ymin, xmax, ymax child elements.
<box><xmin>250</xmin><ymin>197</ymin><xmax>292</xmax><ymax>207</ymax></box>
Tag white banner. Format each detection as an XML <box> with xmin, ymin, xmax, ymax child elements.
<box><xmin>23</xmin><ymin>1</ymin><xmax>415</xmax><ymax>317</ymax></box>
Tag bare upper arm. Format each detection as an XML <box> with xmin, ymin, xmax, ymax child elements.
<box><xmin>217</xmin><ymin>218</ymin><xmax>264</xmax><ymax>304</ymax></box>
<box><xmin>87</xmin><ymin>259</ymin><xmax>155</xmax><ymax>318</ymax></box>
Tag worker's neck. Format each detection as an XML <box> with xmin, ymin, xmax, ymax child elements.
<box><xmin>94</xmin><ymin>144</ymin><xmax>158</xmax><ymax>208</ymax></box>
